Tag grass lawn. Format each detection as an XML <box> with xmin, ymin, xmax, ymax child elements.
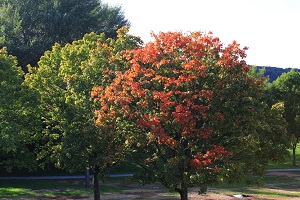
<box><xmin>211</xmin><ymin>172</ymin><xmax>300</xmax><ymax>199</ymax></box>
<box><xmin>0</xmin><ymin>173</ymin><xmax>300</xmax><ymax>199</ymax></box>
<box><xmin>0</xmin><ymin>178</ymin><xmax>128</xmax><ymax>199</ymax></box>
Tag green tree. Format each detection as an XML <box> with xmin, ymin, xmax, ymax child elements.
<box><xmin>248</xmin><ymin>66</ymin><xmax>290</xmax><ymax>165</ymax></box>
<box><xmin>93</xmin><ymin>31</ymin><xmax>289</xmax><ymax>200</ymax></box>
<box><xmin>0</xmin><ymin>0</ymin><xmax>130</xmax><ymax>71</ymax></box>
<box><xmin>24</xmin><ymin>27</ymin><xmax>142</xmax><ymax>200</ymax></box>
<box><xmin>272</xmin><ymin>70</ymin><xmax>300</xmax><ymax>166</ymax></box>
<box><xmin>0</xmin><ymin>48</ymin><xmax>40</xmax><ymax>172</ymax></box>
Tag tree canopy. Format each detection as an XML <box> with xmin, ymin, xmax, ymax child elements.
<box><xmin>271</xmin><ymin>70</ymin><xmax>300</xmax><ymax>166</ymax></box>
<box><xmin>0</xmin><ymin>0</ymin><xmax>130</xmax><ymax>71</ymax></box>
<box><xmin>0</xmin><ymin>48</ymin><xmax>40</xmax><ymax>172</ymax></box>
<box><xmin>257</xmin><ymin>66</ymin><xmax>300</xmax><ymax>82</ymax></box>
<box><xmin>24</xmin><ymin>27</ymin><xmax>142</xmax><ymax>200</ymax></box>
<box><xmin>92</xmin><ymin>31</ymin><xmax>290</xmax><ymax>200</ymax></box>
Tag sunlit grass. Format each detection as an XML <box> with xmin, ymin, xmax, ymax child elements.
<box><xmin>0</xmin><ymin>179</ymin><xmax>128</xmax><ymax>199</ymax></box>
<box><xmin>0</xmin><ymin>187</ymin><xmax>92</xmax><ymax>199</ymax></box>
<box><xmin>0</xmin><ymin>187</ymin><xmax>36</xmax><ymax>198</ymax></box>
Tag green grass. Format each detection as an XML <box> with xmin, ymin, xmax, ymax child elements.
<box><xmin>213</xmin><ymin>172</ymin><xmax>300</xmax><ymax>188</ymax></box>
<box><xmin>211</xmin><ymin>171</ymin><xmax>300</xmax><ymax>198</ymax></box>
<box><xmin>268</xmin><ymin>144</ymin><xmax>300</xmax><ymax>168</ymax></box>
<box><xmin>0</xmin><ymin>179</ymin><xmax>127</xmax><ymax>199</ymax></box>
<box><xmin>0</xmin><ymin>180</ymin><xmax>90</xmax><ymax>199</ymax></box>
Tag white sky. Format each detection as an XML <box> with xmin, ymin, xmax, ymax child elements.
<box><xmin>104</xmin><ymin>0</ymin><xmax>300</xmax><ymax>69</ymax></box>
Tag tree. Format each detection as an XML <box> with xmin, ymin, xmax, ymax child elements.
<box><xmin>0</xmin><ymin>0</ymin><xmax>130</xmax><ymax>71</ymax></box>
<box><xmin>272</xmin><ymin>70</ymin><xmax>300</xmax><ymax>166</ymax></box>
<box><xmin>0</xmin><ymin>48</ymin><xmax>40</xmax><ymax>172</ymax></box>
<box><xmin>92</xmin><ymin>31</ymin><xmax>289</xmax><ymax>200</ymax></box>
<box><xmin>24</xmin><ymin>27</ymin><xmax>142</xmax><ymax>200</ymax></box>
<box><xmin>248</xmin><ymin>66</ymin><xmax>290</xmax><ymax>164</ymax></box>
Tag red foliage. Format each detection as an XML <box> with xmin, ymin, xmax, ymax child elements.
<box><xmin>92</xmin><ymin>30</ymin><xmax>251</xmax><ymax>175</ymax></box>
<box><xmin>191</xmin><ymin>145</ymin><xmax>232</xmax><ymax>171</ymax></box>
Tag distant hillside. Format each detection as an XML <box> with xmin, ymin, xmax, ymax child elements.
<box><xmin>256</xmin><ymin>66</ymin><xmax>300</xmax><ymax>82</ymax></box>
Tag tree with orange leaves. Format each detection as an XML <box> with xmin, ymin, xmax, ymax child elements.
<box><xmin>92</xmin><ymin>31</ymin><xmax>288</xmax><ymax>200</ymax></box>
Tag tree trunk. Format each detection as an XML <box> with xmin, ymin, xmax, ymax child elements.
<box><xmin>85</xmin><ymin>167</ymin><xmax>90</xmax><ymax>188</ymax></box>
<box><xmin>179</xmin><ymin>189</ymin><xmax>188</xmax><ymax>200</ymax></box>
<box><xmin>292</xmin><ymin>143</ymin><xmax>297</xmax><ymax>166</ymax></box>
<box><xmin>93</xmin><ymin>164</ymin><xmax>100</xmax><ymax>200</ymax></box>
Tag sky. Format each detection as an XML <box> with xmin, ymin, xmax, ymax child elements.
<box><xmin>104</xmin><ymin>0</ymin><xmax>300</xmax><ymax>69</ymax></box>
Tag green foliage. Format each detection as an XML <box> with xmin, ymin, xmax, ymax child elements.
<box><xmin>24</xmin><ymin>27</ymin><xmax>142</xmax><ymax>173</ymax></box>
<box><xmin>0</xmin><ymin>48</ymin><xmax>40</xmax><ymax>172</ymax></box>
<box><xmin>24</xmin><ymin>27</ymin><xmax>141</xmax><ymax>200</ymax></box>
<box><xmin>272</xmin><ymin>71</ymin><xmax>300</xmax><ymax>137</ymax></box>
<box><xmin>0</xmin><ymin>3</ymin><xmax>21</xmax><ymax>48</ymax></box>
<box><xmin>249</xmin><ymin>66</ymin><xmax>267</xmax><ymax>80</ymax></box>
<box><xmin>0</xmin><ymin>0</ymin><xmax>130</xmax><ymax>70</ymax></box>
<box><xmin>248</xmin><ymin>66</ymin><xmax>290</xmax><ymax>163</ymax></box>
<box><xmin>271</xmin><ymin>70</ymin><xmax>300</xmax><ymax>165</ymax></box>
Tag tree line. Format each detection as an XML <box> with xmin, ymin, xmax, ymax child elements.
<box><xmin>1</xmin><ymin>1</ymin><xmax>300</xmax><ymax>200</ymax></box>
<box><xmin>257</xmin><ymin>66</ymin><xmax>300</xmax><ymax>82</ymax></box>
<box><xmin>0</xmin><ymin>0</ymin><xmax>129</xmax><ymax>72</ymax></box>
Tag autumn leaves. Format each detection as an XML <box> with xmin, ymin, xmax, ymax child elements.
<box><xmin>92</xmin><ymin>31</ymin><xmax>249</xmax><ymax>189</ymax></box>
